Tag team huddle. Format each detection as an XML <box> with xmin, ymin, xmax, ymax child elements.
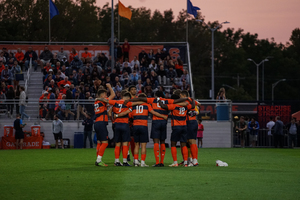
<box><xmin>93</xmin><ymin>84</ymin><xmax>200</xmax><ymax>167</ymax></box>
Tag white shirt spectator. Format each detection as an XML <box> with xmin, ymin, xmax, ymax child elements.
<box><xmin>131</xmin><ymin>59</ymin><xmax>140</xmax><ymax>69</ymax></box>
<box><xmin>122</xmin><ymin>61</ymin><xmax>131</xmax><ymax>69</ymax></box>
<box><xmin>266</xmin><ymin>120</ymin><xmax>275</xmax><ymax>136</ymax></box>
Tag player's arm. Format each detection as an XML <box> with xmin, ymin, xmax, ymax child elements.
<box><xmin>176</xmin><ymin>102</ymin><xmax>189</xmax><ymax>106</ymax></box>
<box><xmin>95</xmin><ymin>98</ymin><xmax>109</xmax><ymax>104</ymax></box>
<box><xmin>114</xmin><ymin>109</ymin><xmax>131</xmax><ymax>119</ymax></box>
<box><xmin>130</xmin><ymin>101</ymin><xmax>145</xmax><ymax>106</ymax></box>
<box><xmin>158</xmin><ymin>99</ymin><xmax>169</xmax><ymax>110</ymax></box>
<box><xmin>124</xmin><ymin>97</ymin><xmax>147</xmax><ymax>105</ymax></box>
<box><xmin>106</xmin><ymin>83</ymin><xmax>115</xmax><ymax>100</ymax></box>
<box><xmin>173</xmin><ymin>97</ymin><xmax>189</xmax><ymax>104</ymax></box>
<box><xmin>188</xmin><ymin>98</ymin><xmax>195</xmax><ymax>109</ymax></box>
<box><xmin>149</xmin><ymin>110</ymin><xmax>168</xmax><ymax>120</ymax></box>
<box><xmin>108</xmin><ymin>107</ymin><xmax>113</xmax><ymax>121</ymax></box>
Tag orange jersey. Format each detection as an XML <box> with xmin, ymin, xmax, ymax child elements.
<box><xmin>94</xmin><ymin>99</ymin><xmax>109</xmax><ymax>123</ymax></box>
<box><xmin>186</xmin><ymin>98</ymin><xmax>199</xmax><ymax>121</ymax></box>
<box><xmin>15</xmin><ymin>52</ymin><xmax>24</xmax><ymax>62</ymax></box>
<box><xmin>166</xmin><ymin>104</ymin><xmax>192</xmax><ymax>127</ymax></box>
<box><xmin>147</xmin><ymin>98</ymin><xmax>174</xmax><ymax>121</ymax></box>
<box><xmin>129</xmin><ymin>103</ymin><xmax>153</xmax><ymax>127</ymax></box>
<box><xmin>108</xmin><ymin>99</ymin><xmax>133</xmax><ymax>124</ymax></box>
<box><xmin>81</xmin><ymin>52</ymin><xmax>92</xmax><ymax>58</ymax></box>
<box><xmin>69</xmin><ymin>53</ymin><xmax>78</xmax><ymax>61</ymax></box>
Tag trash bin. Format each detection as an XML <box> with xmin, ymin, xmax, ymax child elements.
<box><xmin>216</xmin><ymin>103</ymin><xmax>229</xmax><ymax>121</ymax></box>
<box><xmin>74</xmin><ymin>132</ymin><xmax>84</xmax><ymax>148</ymax></box>
<box><xmin>31</xmin><ymin>125</ymin><xmax>41</xmax><ymax>137</ymax></box>
<box><xmin>4</xmin><ymin>125</ymin><xmax>14</xmax><ymax>137</ymax></box>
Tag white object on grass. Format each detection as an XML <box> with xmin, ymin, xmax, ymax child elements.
<box><xmin>216</xmin><ymin>160</ymin><xmax>228</xmax><ymax>167</ymax></box>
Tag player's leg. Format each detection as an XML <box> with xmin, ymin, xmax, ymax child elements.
<box><xmin>16</xmin><ymin>139</ymin><xmax>20</xmax><ymax>149</ymax></box>
<box><xmin>114</xmin><ymin>124</ymin><xmax>123</xmax><ymax>166</ymax></box>
<box><xmin>19</xmin><ymin>139</ymin><xmax>23</xmax><ymax>150</ymax></box>
<box><xmin>169</xmin><ymin>128</ymin><xmax>180</xmax><ymax>167</ymax></box>
<box><xmin>140</xmin><ymin>143</ymin><xmax>148</xmax><ymax>167</ymax></box>
<box><xmin>134</xmin><ymin>142</ymin><xmax>140</xmax><ymax>166</ymax></box>
<box><xmin>140</xmin><ymin>126</ymin><xmax>149</xmax><ymax>167</ymax></box>
<box><xmin>180</xmin><ymin>142</ymin><xmax>188</xmax><ymax>166</ymax></box>
<box><xmin>151</xmin><ymin>122</ymin><xmax>161</xmax><ymax>166</ymax></box>
<box><xmin>187</xmin><ymin>121</ymin><xmax>199</xmax><ymax>166</ymax></box>
<box><xmin>159</xmin><ymin>122</ymin><xmax>167</xmax><ymax>166</ymax></box>
<box><xmin>121</xmin><ymin>124</ymin><xmax>131</xmax><ymax>166</ymax></box>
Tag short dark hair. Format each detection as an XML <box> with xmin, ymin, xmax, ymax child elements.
<box><xmin>180</xmin><ymin>90</ymin><xmax>189</xmax><ymax>97</ymax></box>
<box><xmin>128</xmin><ymin>85</ymin><xmax>136</xmax><ymax>92</ymax></box>
<box><xmin>173</xmin><ymin>89</ymin><xmax>182</xmax><ymax>96</ymax></box>
<box><xmin>276</xmin><ymin>116</ymin><xmax>281</xmax><ymax>120</ymax></box>
<box><xmin>138</xmin><ymin>93</ymin><xmax>147</xmax><ymax>98</ymax></box>
<box><xmin>123</xmin><ymin>92</ymin><xmax>131</xmax><ymax>98</ymax></box>
<box><xmin>155</xmin><ymin>91</ymin><xmax>165</xmax><ymax>98</ymax></box>
<box><xmin>97</xmin><ymin>89</ymin><xmax>107</xmax><ymax>96</ymax></box>
<box><xmin>171</xmin><ymin>94</ymin><xmax>180</xmax><ymax>99</ymax></box>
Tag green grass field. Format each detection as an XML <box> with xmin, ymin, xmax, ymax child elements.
<box><xmin>1</xmin><ymin>148</ymin><xmax>300</xmax><ymax>200</ymax></box>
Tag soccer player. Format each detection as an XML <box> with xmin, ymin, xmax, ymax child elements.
<box><xmin>180</xmin><ymin>90</ymin><xmax>200</xmax><ymax>166</ymax></box>
<box><xmin>94</xmin><ymin>83</ymin><xmax>115</xmax><ymax>167</ymax></box>
<box><xmin>128</xmin><ymin>85</ymin><xmax>138</xmax><ymax>161</ymax></box>
<box><xmin>158</xmin><ymin>95</ymin><xmax>195</xmax><ymax>167</ymax></box>
<box><xmin>116</xmin><ymin>93</ymin><xmax>168</xmax><ymax>167</ymax></box>
<box><xmin>97</xmin><ymin>92</ymin><xmax>143</xmax><ymax>166</ymax></box>
<box><xmin>126</xmin><ymin>91</ymin><xmax>188</xmax><ymax>167</ymax></box>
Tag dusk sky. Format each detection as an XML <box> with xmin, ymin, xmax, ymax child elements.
<box><xmin>98</xmin><ymin>0</ymin><xmax>300</xmax><ymax>44</ymax></box>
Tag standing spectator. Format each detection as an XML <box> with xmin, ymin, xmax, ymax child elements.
<box><xmin>11</xmin><ymin>60</ymin><xmax>22</xmax><ymax>89</ymax></box>
<box><xmin>286</xmin><ymin>118</ymin><xmax>298</xmax><ymax>148</ymax></box>
<box><xmin>19</xmin><ymin>86</ymin><xmax>30</xmax><ymax>121</ymax></box>
<box><xmin>14</xmin><ymin>114</ymin><xmax>26</xmax><ymax>150</ymax></box>
<box><xmin>39</xmin><ymin>46</ymin><xmax>53</xmax><ymax>66</ymax></box>
<box><xmin>6</xmin><ymin>86</ymin><xmax>15</xmax><ymax>118</ymax></box>
<box><xmin>69</xmin><ymin>48</ymin><xmax>78</xmax><ymax>62</ymax></box>
<box><xmin>236</xmin><ymin>116</ymin><xmax>247</xmax><ymax>148</ymax></box>
<box><xmin>81</xmin><ymin>47</ymin><xmax>92</xmax><ymax>64</ymax></box>
<box><xmin>180</xmin><ymin>70</ymin><xmax>190</xmax><ymax>85</ymax></box>
<box><xmin>130</xmin><ymin>56</ymin><xmax>140</xmax><ymax>70</ymax></box>
<box><xmin>1</xmin><ymin>65</ymin><xmax>12</xmax><ymax>85</ymax></box>
<box><xmin>122</xmin><ymin>38</ymin><xmax>130</xmax><ymax>61</ymax></box>
<box><xmin>57</xmin><ymin>47</ymin><xmax>68</xmax><ymax>61</ymax></box>
<box><xmin>15</xmin><ymin>48</ymin><xmax>24</xmax><ymax>68</ymax></box>
<box><xmin>107</xmin><ymin>35</ymin><xmax>119</xmax><ymax>60</ymax></box>
<box><xmin>24</xmin><ymin>47</ymin><xmax>38</xmax><ymax>71</ymax></box>
<box><xmin>273</xmin><ymin>116</ymin><xmax>284</xmax><ymax>148</ymax></box>
<box><xmin>216</xmin><ymin>87</ymin><xmax>226</xmax><ymax>100</ymax></box>
<box><xmin>197</xmin><ymin>119</ymin><xmax>204</xmax><ymax>148</ymax></box>
<box><xmin>266</xmin><ymin>116</ymin><xmax>275</xmax><ymax>146</ymax></box>
<box><xmin>248</xmin><ymin>117</ymin><xmax>259</xmax><ymax>147</ymax></box>
<box><xmin>157</xmin><ymin>65</ymin><xmax>167</xmax><ymax>85</ymax></box>
<box><xmin>45</xmin><ymin>89</ymin><xmax>55</xmax><ymax>120</ymax></box>
<box><xmin>138</xmin><ymin>49</ymin><xmax>148</xmax><ymax>62</ymax></box>
<box><xmin>52</xmin><ymin>114</ymin><xmax>64</xmax><ymax>149</ymax></box>
<box><xmin>82</xmin><ymin>113</ymin><xmax>94</xmax><ymax>148</ymax></box>
<box><xmin>174</xmin><ymin>58</ymin><xmax>184</xmax><ymax>77</ymax></box>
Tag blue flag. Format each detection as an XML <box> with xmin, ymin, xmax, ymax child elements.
<box><xmin>187</xmin><ymin>0</ymin><xmax>200</xmax><ymax>18</ymax></box>
<box><xmin>49</xmin><ymin>0</ymin><xmax>59</xmax><ymax>19</ymax></box>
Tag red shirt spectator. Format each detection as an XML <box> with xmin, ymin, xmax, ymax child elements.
<box><xmin>15</xmin><ymin>49</ymin><xmax>24</xmax><ymax>63</ymax></box>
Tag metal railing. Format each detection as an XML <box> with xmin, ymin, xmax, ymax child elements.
<box><xmin>24</xmin><ymin>58</ymin><xmax>32</xmax><ymax>94</ymax></box>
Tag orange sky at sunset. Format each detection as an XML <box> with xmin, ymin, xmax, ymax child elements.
<box><xmin>97</xmin><ymin>0</ymin><xmax>300</xmax><ymax>44</ymax></box>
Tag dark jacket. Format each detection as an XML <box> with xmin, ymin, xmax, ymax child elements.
<box><xmin>273</xmin><ymin>120</ymin><xmax>284</xmax><ymax>135</ymax></box>
<box><xmin>82</xmin><ymin>118</ymin><xmax>94</xmax><ymax>131</ymax></box>
<box><xmin>39</xmin><ymin>50</ymin><xmax>53</xmax><ymax>60</ymax></box>
<box><xmin>24</xmin><ymin>51</ymin><xmax>38</xmax><ymax>61</ymax></box>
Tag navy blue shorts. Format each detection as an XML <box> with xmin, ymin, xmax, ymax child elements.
<box><xmin>133</xmin><ymin>126</ymin><xmax>149</xmax><ymax>143</ymax></box>
<box><xmin>187</xmin><ymin>120</ymin><xmax>198</xmax><ymax>140</ymax></box>
<box><xmin>94</xmin><ymin>121</ymin><xmax>108</xmax><ymax>141</ymax></box>
<box><xmin>150</xmin><ymin>120</ymin><xmax>167</xmax><ymax>140</ymax></box>
<box><xmin>15</xmin><ymin>131</ymin><xmax>24</xmax><ymax>140</ymax></box>
<box><xmin>171</xmin><ymin>126</ymin><xmax>187</xmax><ymax>143</ymax></box>
<box><xmin>114</xmin><ymin>123</ymin><xmax>131</xmax><ymax>143</ymax></box>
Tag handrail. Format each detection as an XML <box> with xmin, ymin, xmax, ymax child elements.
<box><xmin>0</xmin><ymin>41</ymin><xmax>188</xmax><ymax>45</ymax></box>
<box><xmin>24</xmin><ymin>58</ymin><xmax>32</xmax><ymax>93</ymax></box>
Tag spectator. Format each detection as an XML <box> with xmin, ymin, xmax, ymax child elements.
<box><xmin>57</xmin><ymin>94</ymin><xmax>66</xmax><ymax>120</ymax></box>
<box><xmin>143</xmin><ymin>78</ymin><xmax>153</xmax><ymax>97</ymax></box>
<box><xmin>50</xmin><ymin>53</ymin><xmax>59</xmax><ymax>67</ymax></box>
<box><xmin>0</xmin><ymin>60</ymin><xmax>5</xmax><ymax>74</ymax></box>
<box><xmin>110</xmin><ymin>69</ymin><xmax>118</xmax><ymax>85</ymax></box>
<box><xmin>60</xmin><ymin>56</ymin><xmax>69</xmax><ymax>69</ymax></box>
<box><xmin>174</xmin><ymin>58</ymin><xmax>184</xmax><ymax>77</ymax></box>
<box><xmin>122</xmin><ymin>62</ymin><xmax>132</xmax><ymax>75</ymax></box>
<box><xmin>149</xmin><ymin>59</ymin><xmax>158</xmax><ymax>71</ymax></box>
<box><xmin>81</xmin><ymin>47</ymin><xmax>92</xmax><ymax>64</ymax></box>
<box><xmin>1</xmin><ymin>65</ymin><xmax>12</xmax><ymax>85</ymax></box>
<box><xmin>114</xmin><ymin>76</ymin><xmax>123</xmax><ymax>92</ymax></box>
<box><xmin>11</xmin><ymin>60</ymin><xmax>22</xmax><ymax>89</ymax></box>
<box><xmin>24</xmin><ymin>47</ymin><xmax>38</xmax><ymax>71</ymax></box>
<box><xmin>131</xmin><ymin>56</ymin><xmax>140</xmax><ymax>70</ymax></box>
<box><xmin>85</xmin><ymin>75</ymin><xmax>93</xmax><ymax>87</ymax></box>
<box><xmin>77</xmin><ymin>69</ymin><xmax>85</xmax><ymax>84</ymax></box>
<box><xmin>6</xmin><ymin>86</ymin><xmax>15</xmax><ymax>118</ymax></box>
<box><xmin>104</xmin><ymin>56</ymin><xmax>114</xmax><ymax>72</ymax></box>
<box><xmin>286</xmin><ymin>118</ymin><xmax>298</xmax><ymax>148</ymax></box>
<box><xmin>166</xmin><ymin>59</ymin><xmax>175</xmax><ymax>70</ymax></box>
<box><xmin>107</xmin><ymin>35</ymin><xmax>119</xmax><ymax>60</ymax></box>
<box><xmin>39</xmin><ymin>46</ymin><xmax>53</xmax><ymax>66</ymax></box>
<box><xmin>117</xmin><ymin>44</ymin><xmax>123</xmax><ymax>61</ymax></box>
<box><xmin>19</xmin><ymin>86</ymin><xmax>30</xmax><ymax>120</ymax></box>
<box><xmin>157</xmin><ymin>64</ymin><xmax>167</xmax><ymax>85</ymax></box>
<box><xmin>181</xmin><ymin>70</ymin><xmax>190</xmax><ymax>85</ymax></box>
<box><xmin>52</xmin><ymin>114</ymin><xmax>64</xmax><ymax>149</ymax></box>
<box><xmin>136</xmin><ymin>79</ymin><xmax>143</xmax><ymax>93</ymax></box>
<box><xmin>84</xmin><ymin>92</ymin><xmax>94</xmax><ymax>118</ymax></box>
<box><xmin>122</xmin><ymin>38</ymin><xmax>130</xmax><ymax>61</ymax></box>
<box><xmin>140</xmin><ymin>57</ymin><xmax>148</xmax><ymax>73</ymax></box>
<box><xmin>43</xmin><ymin>62</ymin><xmax>52</xmax><ymax>75</ymax></box>
<box><xmin>155</xmin><ymin>48</ymin><xmax>162</xmax><ymax>63</ymax></box>
<box><xmin>248</xmin><ymin>117</ymin><xmax>259</xmax><ymax>147</ymax></box>
<box><xmin>98</xmin><ymin>53</ymin><xmax>108</xmax><ymax>67</ymax></box>
<box><xmin>161</xmin><ymin>48</ymin><xmax>170</xmax><ymax>60</ymax></box>
<box><xmin>273</xmin><ymin>116</ymin><xmax>285</xmax><ymax>148</ymax></box>
<box><xmin>167</xmin><ymin>67</ymin><xmax>177</xmax><ymax>83</ymax></box>
<box><xmin>180</xmin><ymin>80</ymin><xmax>190</xmax><ymax>91</ymax></box>
<box><xmin>141</xmin><ymin>71</ymin><xmax>149</xmax><ymax>83</ymax></box>
<box><xmin>0</xmin><ymin>52</ymin><xmax>6</xmax><ymax>64</ymax></box>
<box><xmin>57</xmin><ymin>77</ymin><xmax>71</xmax><ymax>88</ymax></box>
<box><xmin>15</xmin><ymin>48</ymin><xmax>24</xmax><ymax>68</ymax></box>
<box><xmin>120</xmin><ymin>71</ymin><xmax>130</xmax><ymax>86</ymax></box>
<box><xmin>266</xmin><ymin>116</ymin><xmax>275</xmax><ymax>146</ymax></box>
<box><xmin>138</xmin><ymin>49</ymin><xmax>148</xmax><ymax>62</ymax></box>
<box><xmin>148</xmin><ymin>49</ymin><xmax>155</xmax><ymax>62</ymax></box>
<box><xmin>69</xmin><ymin>48</ymin><xmax>78</xmax><ymax>62</ymax></box>
<box><xmin>70</xmin><ymin>56</ymin><xmax>83</xmax><ymax>72</ymax></box>
<box><xmin>14</xmin><ymin>114</ymin><xmax>26</xmax><ymax>150</ymax></box>
<box><xmin>7</xmin><ymin>57</ymin><xmax>15</xmax><ymax>68</ymax></box>
<box><xmin>15</xmin><ymin>85</ymin><xmax>20</xmax><ymax>115</ymax></box>
<box><xmin>236</xmin><ymin>116</ymin><xmax>247</xmax><ymax>148</ymax></box>
<box><xmin>65</xmin><ymin>84</ymin><xmax>75</xmax><ymax>120</ymax></box>
<box><xmin>2</xmin><ymin>47</ymin><xmax>9</xmax><ymax>60</ymax></box>
<box><xmin>57</xmin><ymin>47</ymin><xmax>68</xmax><ymax>61</ymax></box>
<box><xmin>130</xmin><ymin>70</ymin><xmax>139</xmax><ymax>85</ymax></box>
<box><xmin>163</xmin><ymin>55</ymin><xmax>171</xmax><ymax>67</ymax></box>
<box><xmin>45</xmin><ymin>88</ymin><xmax>55</xmax><ymax>120</ymax></box>
<box><xmin>149</xmin><ymin>70</ymin><xmax>158</xmax><ymax>89</ymax></box>
<box><xmin>216</xmin><ymin>87</ymin><xmax>226</xmax><ymax>100</ymax></box>
<box><xmin>76</xmin><ymin>88</ymin><xmax>85</xmax><ymax>120</ymax></box>
<box><xmin>82</xmin><ymin>112</ymin><xmax>94</xmax><ymax>148</ymax></box>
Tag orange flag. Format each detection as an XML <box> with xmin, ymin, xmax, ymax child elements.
<box><xmin>118</xmin><ymin>1</ymin><xmax>132</xmax><ymax>20</ymax></box>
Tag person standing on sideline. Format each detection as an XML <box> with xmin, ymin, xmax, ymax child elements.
<box><xmin>266</xmin><ymin>117</ymin><xmax>275</xmax><ymax>146</ymax></box>
<box><xmin>197</xmin><ymin>119</ymin><xmax>204</xmax><ymax>148</ymax></box>
<box><xmin>14</xmin><ymin>114</ymin><xmax>26</xmax><ymax>150</ymax></box>
<box><xmin>248</xmin><ymin>118</ymin><xmax>259</xmax><ymax>147</ymax></box>
<box><xmin>52</xmin><ymin>114</ymin><xmax>64</xmax><ymax>149</ymax></box>
<box><xmin>236</xmin><ymin>116</ymin><xmax>247</xmax><ymax>148</ymax></box>
<box><xmin>273</xmin><ymin>116</ymin><xmax>285</xmax><ymax>148</ymax></box>
<box><xmin>19</xmin><ymin>86</ymin><xmax>30</xmax><ymax>121</ymax></box>
<box><xmin>82</xmin><ymin>113</ymin><xmax>94</xmax><ymax>148</ymax></box>
<box><xmin>286</xmin><ymin>118</ymin><xmax>298</xmax><ymax>148</ymax></box>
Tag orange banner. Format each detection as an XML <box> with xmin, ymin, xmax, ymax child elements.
<box><xmin>1</xmin><ymin>136</ymin><xmax>43</xmax><ymax>150</ymax></box>
<box><xmin>0</xmin><ymin>44</ymin><xmax>163</xmax><ymax>63</ymax></box>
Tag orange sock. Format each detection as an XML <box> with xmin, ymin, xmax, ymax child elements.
<box><xmin>99</xmin><ymin>143</ymin><xmax>108</xmax><ymax>157</ymax></box>
<box><xmin>134</xmin><ymin>154</ymin><xmax>139</xmax><ymax>160</ymax></box>
<box><xmin>119</xmin><ymin>145</ymin><xmax>122</xmax><ymax>156</ymax></box>
<box><xmin>182</xmin><ymin>146</ymin><xmax>188</xmax><ymax>161</ymax></box>
<box><xmin>141</xmin><ymin>154</ymin><xmax>146</xmax><ymax>161</ymax></box>
<box><xmin>130</xmin><ymin>138</ymin><xmax>135</xmax><ymax>156</ymax></box>
<box><xmin>191</xmin><ymin>144</ymin><xmax>198</xmax><ymax>159</ymax></box>
<box><xmin>122</xmin><ymin>145</ymin><xmax>129</xmax><ymax>159</ymax></box>
<box><xmin>171</xmin><ymin>147</ymin><xmax>177</xmax><ymax>162</ymax></box>
<box><xmin>114</xmin><ymin>146</ymin><xmax>120</xmax><ymax>159</ymax></box>
<box><xmin>96</xmin><ymin>143</ymin><xmax>101</xmax><ymax>156</ymax></box>
<box><xmin>153</xmin><ymin>143</ymin><xmax>160</xmax><ymax>164</ymax></box>
<box><xmin>160</xmin><ymin>144</ymin><xmax>166</xmax><ymax>164</ymax></box>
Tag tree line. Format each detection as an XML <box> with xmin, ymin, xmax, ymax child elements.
<box><xmin>0</xmin><ymin>0</ymin><xmax>299</xmax><ymax>101</ymax></box>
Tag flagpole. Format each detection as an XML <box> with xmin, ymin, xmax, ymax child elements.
<box><xmin>111</xmin><ymin>0</ymin><xmax>114</xmax><ymax>71</ymax></box>
<box><xmin>186</xmin><ymin>0</ymin><xmax>188</xmax><ymax>42</ymax></box>
<box><xmin>49</xmin><ymin>0</ymin><xmax>51</xmax><ymax>44</ymax></box>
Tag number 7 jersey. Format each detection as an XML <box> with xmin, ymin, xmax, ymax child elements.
<box><xmin>108</xmin><ymin>99</ymin><xmax>133</xmax><ymax>124</ymax></box>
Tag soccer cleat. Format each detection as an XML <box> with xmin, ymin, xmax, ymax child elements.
<box><xmin>193</xmin><ymin>163</ymin><xmax>199</xmax><ymax>166</ymax></box>
<box><xmin>127</xmin><ymin>155</ymin><xmax>131</xmax><ymax>161</ymax></box>
<box><xmin>160</xmin><ymin>163</ymin><xmax>164</xmax><ymax>167</ymax></box>
<box><xmin>123</xmin><ymin>162</ymin><xmax>131</xmax><ymax>167</ymax></box>
<box><xmin>184</xmin><ymin>164</ymin><xmax>188</xmax><ymax>167</ymax></box>
<box><xmin>141</xmin><ymin>163</ymin><xmax>149</xmax><ymax>167</ymax></box>
<box><xmin>95</xmin><ymin>161</ymin><xmax>108</xmax><ymax>167</ymax></box>
<box><xmin>152</xmin><ymin>163</ymin><xmax>161</xmax><ymax>167</ymax></box>
<box><xmin>169</xmin><ymin>163</ymin><xmax>179</xmax><ymax>167</ymax></box>
<box><xmin>134</xmin><ymin>163</ymin><xmax>139</xmax><ymax>167</ymax></box>
<box><xmin>188</xmin><ymin>163</ymin><xmax>194</xmax><ymax>167</ymax></box>
<box><xmin>134</xmin><ymin>160</ymin><xmax>141</xmax><ymax>166</ymax></box>
<box><xmin>179</xmin><ymin>161</ymin><xmax>184</xmax><ymax>166</ymax></box>
<box><xmin>114</xmin><ymin>162</ymin><xmax>122</xmax><ymax>166</ymax></box>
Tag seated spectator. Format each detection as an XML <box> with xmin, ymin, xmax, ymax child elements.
<box><xmin>1</xmin><ymin>65</ymin><xmax>12</xmax><ymax>85</ymax></box>
<box><xmin>15</xmin><ymin>48</ymin><xmax>24</xmax><ymax>68</ymax></box>
<box><xmin>2</xmin><ymin>47</ymin><xmax>9</xmax><ymax>60</ymax></box>
<box><xmin>0</xmin><ymin>60</ymin><xmax>5</xmax><ymax>74</ymax></box>
<box><xmin>54</xmin><ymin>61</ymin><xmax>61</xmax><ymax>72</ymax></box>
<box><xmin>93</xmin><ymin>53</ymin><xmax>101</xmax><ymax>65</ymax></box>
<box><xmin>132</xmin><ymin>63</ymin><xmax>140</xmax><ymax>74</ymax></box>
<box><xmin>149</xmin><ymin>70</ymin><xmax>158</xmax><ymax>89</ymax></box>
<box><xmin>58</xmin><ymin>84</ymin><xmax>66</xmax><ymax>95</ymax></box>
<box><xmin>50</xmin><ymin>53</ymin><xmax>59</xmax><ymax>67</ymax></box>
<box><xmin>138</xmin><ymin>49</ymin><xmax>148</xmax><ymax>62</ymax></box>
<box><xmin>120</xmin><ymin>71</ymin><xmax>130</xmax><ymax>86</ymax></box>
<box><xmin>57</xmin><ymin>70</ymin><xmax>65</xmax><ymax>80</ymax></box>
<box><xmin>81</xmin><ymin>47</ymin><xmax>92</xmax><ymax>64</ymax></box>
<box><xmin>149</xmin><ymin>59</ymin><xmax>158</xmax><ymax>71</ymax></box>
<box><xmin>161</xmin><ymin>48</ymin><xmax>170</xmax><ymax>60</ymax></box>
<box><xmin>48</xmin><ymin>80</ymin><xmax>56</xmax><ymax>91</ymax></box>
<box><xmin>0</xmin><ymin>52</ymin><xmax>6</xmax><ymax>64</ymax></box>
<box><xmin>110</xmin><ymin>69</ymin><xmax>118</xmax><ymax>85</ymax></box>
<box><xmin>45</xmin><ymin>88</ymin><xmax>55</xmax><ymax>120</ymax></box>
<box><xmin>158</xmin><ymin>58</ymin><xmax>164</xmax><ymax>66</ymax></box>
<box><xmin>68</xmin><ymin>73</ymin><xmax>75</xmax><ymax>85</ymax></box>
<box><xmin>141</xmin><ymin>71</ymin><xmax>149</xmax><ymax>83</ymax></box>
<box><xmin>39</xmin><ymin>46</ymin><xmax>53</xmax><ymax>66</ymax></box>
<box><xmin>143</xmin><ymin>79</ymin><xmax>153</xmax><ymax>97</ymax></box>
<box><xmin>113</xmin><ymin>76</ymin><xmax>123</xmax><ymax>92</ymax></box>
<box><xmin>70</xmin><ymin>56</ymin><xmax>83</xmax><ymax>72</ymax></box>
<box><xmin>43</xmin><ymin>62</ymin><xmax>52</xmax><ymax>75</ymax></box>
<box><xmin>7</xmin><ymin>57</ymin><xmax>15</xmax><ymax>68</ymax></box>
<box><xmin>77</xmin><ymin>69</ymin><xmax>85</xmax><ymax>83</ymax></box>
<box><xmin>131</xmin><ymin>56</ymin><xmax>140</xmax><ymax>70</ymax></box>
<box><xmin>148</xmin><ymin>49</ymin><xmax>155</xmax><ymax>63</ymax></box>
<box><xmin>158</xmin><ymin>85</ymin><xmax>165</xmax><ymax>96</ymax></box>
<box><xmin>60</xmin><ymin>56</ymin><xmax>69</xmax><ymax>68</ymax></box>
<box><xmin>104</xmin><ymin>56</ymin><xmax>114</xmax><ymax>73</ymax></box>
<box><xmin>136</xmin><ymin>79</ymin><xmax>143</xmax><ymax>93</ymax></box>
<box><xmin>155</xmin><ymin>48</ymin><xmax>162</xmax><ymax>63</ymax></box>
<box><xmin>166</xmin><ymin>59</ymin><xmax>175</xmax><ymax>70</ymax></box>
<box><xmin>69</xmin><ymin>48</ymin><xmax>78</xmax><ymax>62</ymax></box>
<box><xmin>105</xmin><ymin>76</ymin><xmax>112</xmax><ymax>85</ymax></box>
<box><xmin>170</xmin><ymin>82</ymin><xmax>179</xmax><ymax>94</ymax></box>
<box><xmin>84</xmin><ymin>75</ymin><xmax>93</xmax><ymax>87</ymax></box>
<box><xmin>167</xmin><ymin>67</ymin><xmax>177</xmax><ymax>83</ymax></box>
<box><xmin>98</xmin><ymin>53</ymin><xmax>108</xmax><ymax>67</ymax></box>
<box><xmin>56</xmin><ymin>94</ymin><xmax>67</xmax><ymax>120</ymax></box>
<box><xmin>54</xmin><ymin>73</ymin><xmax>63</xmax><ymax>84</ymax></box>
<box><xmin>57</xmin><ymin>47</ymin><xmax>68</xmax><ymax>61</ymax></box>
<box><xmin>11</xmin><ymin>60</ymin><xmax>22</xmax><ymax>88</ymax></box>
<box><xmin>140</xmin><ymin>57</ymin><xmax>148</xmax><ymax>73</ymax></box>
<box><xmin>83</xmin><ymin>67</ymin><xmax>91</xmax><ymax>78</ymax></box>
<box><xmin>122</xmin><ymin>62</ymin><xmax>132</xmax><ymax>75</ymax></box>
<box><xmin>57</xmin><ymin>77</ymin><xmax>71</xmax><ymax>88</ymax></box>
<box><xmin>99</xmin><ymin>69</ymin><xmax>107</xmax><ymax>83</ymax></box>
<box><xmin>70</xmin><ymin>70</ymin><xmax>78</xmax><ymax>86</ymax></box>
<box><xmin>163</xmin><ymin>55</ymin><xmax>171</xmax><ymax>67</ymax></box>
<box><xmin>55</xmin><ymin>88</ymin><xmax>62</xmax><ymax>99</ymax></box>
<box><xmin>84</xmin><ymin>92</ymin><xmax>94</xmax><ymax>118</ymax></box>
<box><xmin>181</xmin><ymin>80</ymin><xmax>191</xmax><ymax>93</ymax></box>
<box><xmin>175</xmin><ymin>58</ymin><xmax>184</xmax><ymax>77</ymax></box>
<box><xmin>114</xmin><ymin>90</ymin><xmax>122</xmax><ymax>100</ymax></box>
<box><xmin>157</xmin><ymin>64</ymin><xmax>167</xmax><ymax>85</ymax></box>
<box><xmin>24</xmin><ymin>46</ymin><xmax>38</xmax><ymax>71</ymax></box>
<box><xmin>180</xmin><ymin>69</ymin><xmax>190</xmax><ymax>85</ymax></box>
<box><xmin>165</xmin><ymin>92</ymin><xmax>170</xmax><ymax>98</ymax></box>
<box><xmin>130</xmin><ymin>70</ymin><xmax>139</xmax><ymax>85</ymax></box>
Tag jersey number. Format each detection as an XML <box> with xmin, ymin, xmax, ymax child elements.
<box><xmin>157</xmin><ymin>100</ymin><xmax>165</xmax><ymax>108</ymax></box>
<box><xmin>118</xmin><ymin>104</ymin><xmax>123</xmax><ymax>112</ymax></box>
<box><xmin>179</xmin><ymin>107</ymin><xmax>185</xmax><ymax>115</ymax></box>
<box><xmin>135</xmin><ymin>105</ymin><xmax>144</xmax><ymax>113</ymax></box>
<box><xmin>94</xmin><ymin>104</ymin><xmax>100</xmax><ymax>112</ymax></box>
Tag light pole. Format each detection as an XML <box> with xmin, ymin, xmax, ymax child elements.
<box><xmin>262</xmin><ymin>56</ymin><xmax>273</xmax><ymax>101</ymax></box>
<box><xmin>272</xmin><ymin>79</ymin><xmax>286</xmax><ymax>104</ymax></box>
<box><xmin>197</xmin><ymin>20</ymin><xmax>230</xmax><ymax>99</ymax></box>
<box><xmin>247</xmin><ymin>58</ymin><xmax>269</xmax><ymax>101</ymax></box>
